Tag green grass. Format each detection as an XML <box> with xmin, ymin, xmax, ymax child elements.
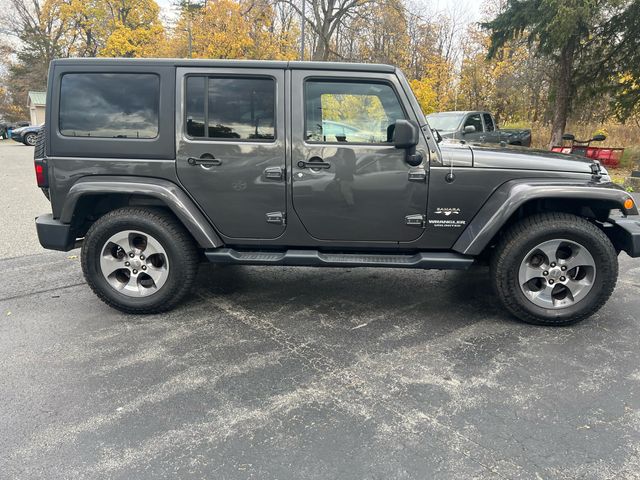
<box><xmin>620</xmin><ymin>145</ymin><xmax>640</xmax><ymax>171</ymax></box>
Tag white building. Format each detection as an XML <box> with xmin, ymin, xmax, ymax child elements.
<box><xmin>28</xmin><ymin>91</ymin><xmax>46</xmax><ymax>125</ymax></box>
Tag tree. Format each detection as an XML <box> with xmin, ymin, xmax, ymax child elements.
<box><xmin>585</xmin><ymin>0</ymin><xmax>640</xmax><ymax>121</ymax></box>
<box><xmin>278</xmin><ymin>0</ymin><xmax>374</xmax><ymax>61</ymax></box>
<box><xmin>0</xmin><ymin>0</ymin><xmax>74</xmax><ymax>119</ymax></box>
<box><xmin>166</xmin><ymin>0</ymin><xmax>297</xmax><ymax>60</ymax></box>
<box><xmin>59</xmin><ymin>0</ymin><xmax>166</xmax><ymax>58</ymax></box>
<box><xmin>482</xmin><ymin>0</ymin><xmax>600</xmax><ymax>147</ymax></box>
<box><xmin>409</xmin><ymin>78</ymin><xmax>438</xmax><ymax>114</ymax></box>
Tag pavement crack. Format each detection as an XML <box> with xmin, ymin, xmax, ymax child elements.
<box><xmin>0</xmin><ymin>282</ymin><xmax>86</xmax><ymax>302</ymax></box>
<box><xmin>196</xmin><ymin>291</ymin><xmax>528</xmax><ymax>479</ymax></box>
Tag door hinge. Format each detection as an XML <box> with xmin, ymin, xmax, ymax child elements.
<box><xmin>405</xmin><ymin>214</ymin><xmax>426</xmax><ymax>228</ymax></box>
<box><xmin>266</xmin><ymin>211</ymin><xmax>286</xmax><ymax>225</ymax></box>
<box><xmin>408</xmin><ymin>168</ymin><xmax>427</xmax><ymax>182</ymax></box>
<box><xmin>264</xmin><ymin>166</ymin><xmax>284</xmax><ymax>180</ymax></box>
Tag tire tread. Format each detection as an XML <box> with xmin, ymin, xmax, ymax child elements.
<box><xmin>490</xmin><ymin>212</ymin><xmax>618</xmax><ymax>326</ymax></box>
<box><xmin>81</xmin><ymin>207</ymin><xmax>199</xmax><ymax>314</ymax></box>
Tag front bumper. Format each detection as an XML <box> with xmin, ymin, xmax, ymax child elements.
<box><xmin>10</xmin><ymin>132</ymin><xmax>24</xmax><ymax>143</ymax></box>
<box><xmin>607</xmin><ymin>216</ymin><xmax>640</xmax><ymax>257</ymax></box>
<box><xmin>36</xmin><ymin>214</ymin><xmax>77</xmax><ymax>251</ymax></box>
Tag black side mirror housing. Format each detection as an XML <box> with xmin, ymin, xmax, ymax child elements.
<box><xmin>592</xmin><ymin>134</ymin><xmax>606</xmax><ymax>142</ymax></box>
<box><xmin>393</xmin><ymin>119</ymin><xmax>422</xmax><ymax>166</ymax></box>
<box><xmin>463</xmin><ymin>125</ymin><xmax>476</xmax><ymax>134</ymax></box>
<box><xmin>562</xmin><ymin>133</ymin><xmax>575</xmax><ymax>141</ymax></box>
<box><xmin>393</xmin><ymin>119</ymin><xmax>420</xmax><ymax>149</ymax></box>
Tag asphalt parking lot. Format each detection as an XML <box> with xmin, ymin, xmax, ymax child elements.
<box><xmin>1</xmin><ymin>139</ymin><xmax>639</xmax><ymax>479</ymax></box>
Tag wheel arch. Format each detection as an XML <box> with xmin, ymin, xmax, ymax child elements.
<box><xmin>62</xmin><ymin>176</ymin><xmax>223</xmax><ymax>248</ymax></box>
<box><xmin>453</xmin><ymin>180</ymin><xmax>637</xmax><ymax>256</ymax></box>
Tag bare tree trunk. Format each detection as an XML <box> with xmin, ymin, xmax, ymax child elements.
<box><xmin>312</xmin><ymin>38</ymin><xmax>328</xmax><ymax>60</ymax></box>
<box><xmin>549</xmin><ymin>39</ymin><xmax>576</xmax><ymax>148</ymax></box>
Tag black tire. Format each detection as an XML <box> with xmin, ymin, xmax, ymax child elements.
<box><xmin>491</xmin><ymin>212</ymin><xmax>618</xmax><ymax>326</ymax></box>
<box><xmin>81</xmin><ymin>207</ymin><xmax>199</xmax><ymax>314</ymax></box>
<box><xmin>23</xmin><ymin>132</ymin><xmax>37</xmax><ymax>146</ymax></box>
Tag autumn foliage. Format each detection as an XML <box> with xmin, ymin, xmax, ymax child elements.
<box><xmin>0</xmin><ymin>0</ymin><xmax>638</xmax><ymax>148</ymax></box>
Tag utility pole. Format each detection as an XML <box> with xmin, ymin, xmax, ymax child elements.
<box><xmin>187</xmin><ymin>0</ymin><xmax>193</xmax><ymax>58</ymax></box>
<box><xmin>300</xmin><ymin>0</ymin><xmax>305</xmax><ymax>61</ymax></box>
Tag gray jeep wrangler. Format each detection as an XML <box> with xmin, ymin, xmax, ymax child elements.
<box><xmin>34</xmin><ymin>58</ymin><xmax>640</xmax><ymax>325</ymax></box>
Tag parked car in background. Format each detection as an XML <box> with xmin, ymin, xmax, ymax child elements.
<box><xmin>1</xmin><ymin>121</ymin><xmax>30</xmax><ymax>139</ymax></box>
<box><xmin>427</xmin><ymin>111</ymin><xmax>532</xmax><ymax>147</ymax></box>
<box><xmin>11</xmin><ymin>124</ymin><xmax>42</xmax><ymax>146</ymax></box>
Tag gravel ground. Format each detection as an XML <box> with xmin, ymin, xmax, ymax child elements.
<box><xmin>1</xmin><ymin>140</ymin><xmax>639</xmax><ymax>479</ymax></box>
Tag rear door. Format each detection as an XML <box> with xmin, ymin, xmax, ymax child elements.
<box><xmin>290</xmin><ymin>70</ymin><xmax>429</xmax><ymax>242</ymax></box>
<box><xmin>176</xmin><ymin>67</ymin><xmax>286</xmax><ymax>239</ymax></box>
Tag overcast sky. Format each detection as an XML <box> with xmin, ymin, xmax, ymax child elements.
<box><xmin>156</xmin><ymin>0</ymin><xmax>481</xmax><ymax>26</ymax></box>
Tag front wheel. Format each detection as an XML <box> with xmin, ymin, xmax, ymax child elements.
<box><xmin>81</xmin><ymin>207</ymin><xmax>199</xmax><ymax>313</ymax></box>
<box><xmin>491</xmin><ymin>213</ymin><xmax>618</xmax><ymax>326</ymax></box>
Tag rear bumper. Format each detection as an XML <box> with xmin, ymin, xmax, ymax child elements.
<box><xmin>35</xmin><ymin>214</ymin><xmax>77</xmax><ymax>251</ymax></box>
<box><xmin>608</xmin><ymin>216</ymin><xmax>640</xmax><ymax>257</ymax></box>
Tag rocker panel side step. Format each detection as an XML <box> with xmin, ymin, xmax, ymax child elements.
<box><xmin>204</xmin><ymin>248</ymin><xmax>474</xmax><ymax>270</ymax></box>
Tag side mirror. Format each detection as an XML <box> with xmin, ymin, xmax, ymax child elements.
<box><xmin>562</xmin><ymin>133</ymin><xmax>575</xmax><ymax>141</ymax></box>
<box><xmin>393</xmin><ymin>119</ymin><xmax>420</xmax><ymax>149</ymax></box>
<box><xmin>463</xmin><ymin>125</ymin><xmax>476</xmax><ymax>134</ymax></box>
<box><xmin>592</xmin><ymin>134</ymin><xmax>606</xmax><ymax>142</ymax></box>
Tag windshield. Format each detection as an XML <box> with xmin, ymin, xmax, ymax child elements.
<box><xmin>426</xmin><ymin>113</ymin><xmax>465</xmax><ymax>132</ymax></box>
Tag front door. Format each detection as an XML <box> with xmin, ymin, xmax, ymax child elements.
<box><xmin>291</xmin><ymin>71</ymin><xmax>429</xmax><ymax>242</ymax></box>
<box><xmin>176</xmin><ymin>68</ymin><xmax>286</xmax><ymax>239</ymax></box>
<box><xmin>462</xmin><ymin>112</ymin><xmax>485</xmax><ymax>143</ymax></box>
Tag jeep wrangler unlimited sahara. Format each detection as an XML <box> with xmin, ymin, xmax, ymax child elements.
<box><xmin>34</xmin><ymin>58</ymin><xmax>640</xmax><ymax>325</ymax></box>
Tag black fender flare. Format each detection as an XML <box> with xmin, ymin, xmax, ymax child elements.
<box><xmin>61</xmin><ymin>176</ymin><xmax>223</xmax><ymax>248</ymax></box>
<box><xmin>452</xmin><ymin>179</ymin><xmax>638</xmax><ymax>256</ymax></box>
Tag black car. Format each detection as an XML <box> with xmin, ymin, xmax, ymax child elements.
<box><xmin>11</xmin><ymin>124</ymin><xmax>42</xmax><ymax>146</ymax></box>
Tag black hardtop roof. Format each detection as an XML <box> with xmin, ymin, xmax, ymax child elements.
<box><xmin>51</xmin><ymin>58</ymin><xmax>396</xmax><ymax>73</ymax></box>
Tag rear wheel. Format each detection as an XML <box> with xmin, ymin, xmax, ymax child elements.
<box><xmin>491</xmin><ymin>213</ymin><xmax>618</xmax><ymax>325</ymax></box>
<box><xmin>81</xmin><ymin>207</ymin><xmax>199</xmax><ymax>313</ymax></box>
<box><xmin>23</xmin><ymin>132</ymin><xmax>37</xmax><ymax>146</ymax></box>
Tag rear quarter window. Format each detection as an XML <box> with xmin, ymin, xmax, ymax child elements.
<box><xmin>59</xmin><ymin>73</ymin><xmax>160</xmax><ymax>139</ymax></box>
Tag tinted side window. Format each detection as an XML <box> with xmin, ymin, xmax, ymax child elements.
<box><xmin>186</xmin><ymin>76</ymin><xmax>275</xmax><ymax>141</ymax></box>
<box><xmin>305</xmin><ymin>81</ymin><xmax>405</xmax><ymax>144</ymax></box>
<box><xmin>483</xmin><ymin>113</ymin><xmax>495</xmax><ymax>132</ymax></box>
<box><xmin>464</xmin><ymin>114</ymin><xmax>483</xmax><ymax>133</ymax></box>
<box><xmin>59</xmin><ymin>73</ymin><xmax>159</xmax><ymax>138</ymax></box>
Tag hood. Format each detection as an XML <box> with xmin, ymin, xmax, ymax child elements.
<box><xmin>445</xmin><ymin>142</ymin><xmax>596</xmax><ymax>174</ymax></box>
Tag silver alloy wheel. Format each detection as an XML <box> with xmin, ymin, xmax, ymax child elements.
<box><xmin>25</xmin><ymin>133</ymin><xmax>37</xmax><ymax>146</ymax></box>
<box><xmin>99</xmin><ymin>230</ymin><xmax>169</xmax><ymax>297</ymax></box>
<box><xmin>518</xmin><ymin>239</ymin><xmax>596</xmax><ymax>309</ymax></box>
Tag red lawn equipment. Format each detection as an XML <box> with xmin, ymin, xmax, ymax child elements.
<box><xmin>551</xmin><ymin>133</ymin><xmax>624</xmax><ymax>167</ymax></box>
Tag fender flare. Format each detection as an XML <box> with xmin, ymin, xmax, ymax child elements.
<box><xmin>61</xmin><ymin>176</ymin><xmax>223</xmax><ymax>248</ymax></box>
<box><xmin>452</xmin><ymin>179</ymin><xmax>637</xmax><ymax>256</ymax></box>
